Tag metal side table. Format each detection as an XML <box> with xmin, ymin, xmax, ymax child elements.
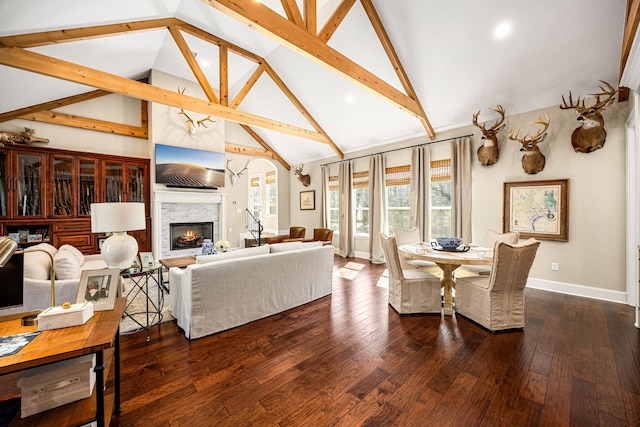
<box><xmin>120</xmin><ymin>263</ymin><xmax>164</xmax><ymax>342</ymax></box>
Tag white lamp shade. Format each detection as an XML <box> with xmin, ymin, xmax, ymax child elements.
<box><xmin>91</xmin><ymin>202</ymin><xmax>146</xmax><ymax>233</ymax></box>
<box><xmin>91</xmin><ymin>202</ymin><xmax>146</xmax><ymax>268</ymax></box>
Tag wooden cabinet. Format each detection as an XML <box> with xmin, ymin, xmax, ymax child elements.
<box><xmin>0</xmin><ymin>146</ymin><xmax>150</xmax><ymax>254</ymax></box>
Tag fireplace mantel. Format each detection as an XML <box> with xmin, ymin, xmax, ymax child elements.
<box><xmin>153</xmin><ymin>191</ymin><xmax>226</xmax><ymax>259</ymax></box>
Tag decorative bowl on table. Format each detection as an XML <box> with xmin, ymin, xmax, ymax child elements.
<box><xmin>435</xmin><ymin>237</ymin><xmax>462</xmax><ymax>250</ymax></box>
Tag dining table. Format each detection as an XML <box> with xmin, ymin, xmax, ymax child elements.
<box><xmin>398</xmin><ymin>243</ymin><xmax>493</xmax><ymax>315</ymax></box>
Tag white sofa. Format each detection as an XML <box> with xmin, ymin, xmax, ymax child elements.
<box><xmin>0</xmin><ymin>243</ymin><xmax>107</xmax><ymax>316</ymax></box>
<box><xmin>169</xmin><ymin>241</ymin><xmax>334</xmax><ymax>339</ymax></box>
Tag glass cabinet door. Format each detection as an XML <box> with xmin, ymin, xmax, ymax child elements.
<box><xmin>17</xmin><ymin>153</ymin><xmax>43</xmax><ymax>217</ymax></box>
<box><xmin>52</xmin><ymin>156</ymin><xmax>74</xmax><ymax>216</ymax></box>
<box><xmin>0</xmin><ymin>151</ymin><xmax>8</xmax><ymax>217</ymax></box>
<box><xmin>128</xmin><ymin>164</ymin><xmax>145</xmax><ymax>204</ymax></box>
<box><xmin>79</xmin><ymin>159</ymin><xmax>97</xmax><ymax>216</ymax></box>
<box><xmin>104</xmin><ymin>161</ymin><xmax>123</xmax><ymax>203</ymax></box>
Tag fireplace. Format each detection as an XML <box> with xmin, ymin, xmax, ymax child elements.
<box><xmin>170</xmin><ymin>222</ymin><xmax>213</xmax><ymax>251</ymax></box>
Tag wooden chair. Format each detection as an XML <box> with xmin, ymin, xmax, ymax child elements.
<box><xmin>288</xmin><ymin>226</ymin><xmax>306</xmax><ymax>239</ymax></box>
<box><xmin>310</xmin><ymin>228</ymin><xmax>333</xmax><ymax>245</ymax></box>
<box><xmin>454</xmin><ymin>238</ymin><xmax>540</xmax><ymax>331</ymax></box>
<box><xmin>379</xmin><ymin>233</ymin><xmax>442</xmax><ymax>314</ymax></box>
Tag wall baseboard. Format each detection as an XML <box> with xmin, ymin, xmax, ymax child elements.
<box><xmin>527</xmin><ymin>278</ymin><xmax>628</xmax><ymax>305</ymax></box>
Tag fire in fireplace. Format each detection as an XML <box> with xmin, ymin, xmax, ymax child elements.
<box><xmin>170</xmin><ymin>222</ymin><xmax>214</xmax><ymax>251</ymax></box>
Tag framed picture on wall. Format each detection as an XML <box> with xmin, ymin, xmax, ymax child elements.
<box><xmin>300</xmin><ymin>190</ymin><xmax>315</xmax><ymax>210</ymax></box>
<box><xmin>503</xmin><ymin>179</ymin><xmax>569</xmax><ymax>241</ymax></box>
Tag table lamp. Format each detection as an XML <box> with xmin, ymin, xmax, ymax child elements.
<box><xmin>91</xmin><ymin>202</ymin><xmax>146</xmax><ymax>269</ymax></box>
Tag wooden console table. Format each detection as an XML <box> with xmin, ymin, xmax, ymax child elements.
<box><xmin>0</xmin><ymin>298</ymin><xmax>125</xmax><ymax>426</ymax></box>
<box><xmin>159</xmin><ymin>256</ymin><xmax>196</xmax><ymax>269</ymax></box>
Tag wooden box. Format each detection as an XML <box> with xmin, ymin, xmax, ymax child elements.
<box><xmin>18</xmin><ymin>354</ymin><xmax>96</xmax><ymax>418</ymax></box>
<box><xmin>37</xmin><ymin>302</ymin><xmax>94</xmax><ymax>331</ymax></box>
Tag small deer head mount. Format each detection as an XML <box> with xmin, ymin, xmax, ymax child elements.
<box><xmin>177</xmin><ymin>87</ymin><xmax>216</xmax><ymax>135</ymax></box>
<box><xmin>559</xmin><ymin>80</ymin><xmax>616</xmax><ymax>153</ymax></box>
<box><xmin>226</xmin><ymin>158</ymin><xmax>249</xmax><ymax>186</ymax></box>
<box><xmin>472</xmin><ymin>104</ymin><xmax>506</xmax><ymax>166</ymax></box>
<box><xmin>509</xmin><ymin>113</ymin><xmax>550</xmax><ymax>175</ymax></box>
<box><xmin>294</xmin><ymin>164</ymin><xmax>310</xmax><ymax>187</ymax></box>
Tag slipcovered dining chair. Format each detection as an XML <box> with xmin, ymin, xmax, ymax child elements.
<box><xmin>454</xmin><ymin>238</ymin><xmax>540</xmax><ymax>331</ymax></box>
<box><xmin>460</xmin><ymin>229</ymin><xmax>520</xmax><ymax>276</ymax></box>
<box><xmin>393</xmin><ymin>227</ymin><xmax>438</xmax><ymax>271</ymax></box>
<box><xmin>379</xmin><ymin>233</ymin><xmax>442</xmax><ymax>314</ymax></box>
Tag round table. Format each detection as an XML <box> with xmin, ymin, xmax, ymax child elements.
<box><xmin>398</xmin><ymin>244</ymin><xmax>493</xmax><ymax>315</ymax></box>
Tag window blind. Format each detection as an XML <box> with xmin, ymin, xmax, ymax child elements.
<box><xmin>430</xmin><ymin>159</ymin><xmax>451</xmax><ymax>182</ymax></box>
<box><xmin>385</xmin><ymin>165</ymin><xmax>410</xmax><ymax>186</ymax></box>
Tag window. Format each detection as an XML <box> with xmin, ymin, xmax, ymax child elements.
<box><xmin>386</xmin><ymin>165</ymin><xmax>411</xmax><ymax>233</ymax></box>
<box><xmin>328</xmin><ymin>176</ymin><xmax>339</xmax><ymax>232</ymax></box>
<box><xmin>430</xmin><ymin>159</ymin><xmax>451</xmax><ymax>238</ymax></box>
<box><xmin>266</xmin><ymin>171</ymin><xmax>276</xmax><ymax>216</ymax></box>
<box><xmin>249</xmin><ymin>174</ymin><xmax>261</xmax><ymax>221</ymax></box>
<box><xmin>353</xmin><ymin>171</ymin><xmax>369</xmax><ymax>235</ymax></box>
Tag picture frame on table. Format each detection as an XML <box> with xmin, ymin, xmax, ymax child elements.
<box><xmin>300</xmin><ymin>190</ymin><xmax>315</xmax><ymax>210</ymax></box>
<box><xmin>75</xmin><ymin>268</ymin><xmax>120</xmax><ymax>311</ymax></box>
<box><xmin>130</xmin><ymin>255</ymin><xmax>141</xmax><ymax>271</ymax></box>
<box><xmin>503</xmin><ymin>179</ymin><xmax>569</xmax><ymax>242</ymax></box>
<box><xmin>140</xmin><ymin>252</ymin><xmax>154</xmax><ymax>268</ymax></box>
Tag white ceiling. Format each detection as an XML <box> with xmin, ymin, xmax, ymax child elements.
<box><xmin>0</xmin><ymin>0</ymin><xmax>629</xmax><ymax>166</ymax></box>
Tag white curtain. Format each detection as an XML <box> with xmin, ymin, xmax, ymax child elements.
<box><xmin>410</xmin><ymin>145</ymin><xmax>430</xmax><ymax>242</ymax></box>
<box><xmin>452</xmin><ymin>136</ymin><xmax>472</xmax><ymax>243</ymax></box>
<box><xmin>338</xmin><ymin>161</ymin><xmax>354</xmax><ymax>257</ymax></box>
<box><xmin>368</xmin><ymin>154</ymin><xmax>386</xmax><ymax>263</ymax></box>
<box><xmin>321</xmin><ymin>165</ymin><xmax>330</xmax><ymax>228</ymax></box>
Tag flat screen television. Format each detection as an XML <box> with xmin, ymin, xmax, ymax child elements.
<box><xmin>0</xmin><ymin>252</ymin><xmax>23</xmax><ymax>309</ymax></box>
<box><xmin>155</xmin><ymin>144</ymin><xmax>225</xmax><ymax>189</ymax></box>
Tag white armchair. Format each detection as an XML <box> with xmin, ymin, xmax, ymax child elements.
<box><xmin>461</xmin><ymin>229</ymin><xmax>520</xmax><ymax>276</ymax></box>
<box><xmin>454</xmin><ymin>238</ymin><xmax>540</xmax><ymax>331</ymax></box>
<box><xmin>392</xmin><ymin>227</ymin><xmax>437</xmax><ymax>270</ymax></box>
<box><xmin>380</xmin><ymin>233</ymin><xmax>441</xmax><ymax>314</ymax></box>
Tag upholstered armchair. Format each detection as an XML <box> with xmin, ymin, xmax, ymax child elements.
<box><xmin>454</xmin><ymin>238</ymin><xmax>540</xmax><ymax>331</ymax></box>
<box><xmin>392</xmin><ymin>227</ymin><xmax>437</xmax><ymax>270</ymax></box>
<box><xmin>461</xmin><ymin>229</ymin><xmax>520</xmax><ymax>276</ymax></box>
<box><xmin>310</xmin><ymin>228</ymin><xmax>333</xmax><ymax>245</ymax></box>
<box><xmin>379</xmin><ymin>233</ymin><xmax>441</xmax><ymax>314</ymax></box>
<box><xmin>288</xmin><ymin>226</ymin><xmax>306</xmax><ymax>239</ymax></box>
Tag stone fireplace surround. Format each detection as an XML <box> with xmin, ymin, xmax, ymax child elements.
<box><xmin>153</xmin><ymin>191</ymin><xmax>227</xmax><ymax>260</ymax></box>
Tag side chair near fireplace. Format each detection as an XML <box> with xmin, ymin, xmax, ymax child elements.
<box><xmin>454</xmin><ymin>238</ymin><xmax>540</xmax><ymax>331</ymax></box>
<box><xmin>379</xmin><ymin>233</ymin><xmax>441</xmax><ymax>314</ymax></box>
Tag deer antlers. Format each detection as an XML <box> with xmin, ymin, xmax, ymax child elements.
<box><xmin>177</xmin><ymin>86</ymin><xmax>216</xmax><ymax>135</ymax></box>
<box><xmin>472</xmin><ymin>104</ymin><xmax>505</xmax><ymax>135</ymax></box>
<box><xmin>509</xmin><ymin>114</ymin><xmax>550</xmax><ymax>175</ymax></box>
<box><xmin>560</xmin><ymin>80</ymin><xmax>616</xmax><ymax>113</ymax></box>
<box><xmin>509</xmin><ymin>114</ymin><xmax>550</xmax><ymax>145</ymax></box>
<box><xmin>472</xmin><ymin>104</ymin><xmax>506</xmax><ymax>166</ymax></box>
<box><xmin>226</xmin><ymin>158</ymin><xmax>250</xmax><ymax>185</ymax></box>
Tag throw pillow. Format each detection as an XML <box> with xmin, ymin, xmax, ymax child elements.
<box><xmin>54</xmin><ymin>250</ymin><xmax>82</xmax><ymax>280</ymax></box>
<box><xmin>58</xmin><ymin>244</ymin><xmax>84</xmax><ymax>265</ymax></box>
<box><xmin>23</xmin><ymin>243</ymin><xmax>58</xmax><ymax>281</ymax></box>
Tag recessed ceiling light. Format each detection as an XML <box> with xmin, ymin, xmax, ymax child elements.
<box><xmin>345</xmin><ymin>95</ymin><xmax>354</xmax><ymax>103</ymax></box>
<box><xmin>494</xmin><ymin>22</ymin><xmax>511</xmax><ymax>39</ymax></box>
<box><xmin>201</xmin><ymin>60</ymin><xmax>210</xmax><ymax>68</ymax></box>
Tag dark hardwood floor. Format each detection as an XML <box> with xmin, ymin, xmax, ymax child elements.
<box><xmin>112</xmin><ymin>256</ymin><xmax>640</xmax><ymax>426</ymax></box>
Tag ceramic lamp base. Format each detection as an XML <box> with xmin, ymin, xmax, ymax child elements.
<box><xmin>101</xmin><ymin>231</ymin><xmax>138</xmax><ymax>269</ymax></box>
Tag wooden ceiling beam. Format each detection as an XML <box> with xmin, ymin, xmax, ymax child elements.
<box><xmin>203</xmin><ymin>0</ymin><xmax>422</xmax><ymax>117</ymax></box>
<box><xmin>264</xmin><ymin>63</ymin><xmax>343</xmax><ymax>158</ymax></box>
<box><xmin>220</xmin><ymin>45</ymin><xmax>229</xmax><ymax>106</ymax></box>
<box><xmin>360</xmin><ymin>0</ymin><xmax>434</xmax><ymax>139</ymax></box>
<box><xmin>240</xmin><ymin>125</ymin><xmax>291</xmax><ymax>170</ymax></box>
<box><xmin>318</xmin><ymin>0</ymin><xmax>356</xmax><ymax>43</ymax></box>
<box><xmin>168</xmin><ymin>26</ymin><xmax>219</xmax><ymax>104</ymax></box>
<box><xmin>0</xmin><ymin>18</ymin><xmax>181</xmax><ymax>48</ymax></box>
<box><xmin>620</xmin><ymin>0</ymin><xmax>640</xmax><ymax>81</ymax></box>
<box><xmin>0</xmin><ymin>47</ymin><xmax>326</xmax><ymax>143</ymax></box>
<box><xmin>305</xmin><ymin>0</ymin><xmax>317</xmax><ymax>35</ymax></box>
<box><xmin>19</xmin><ymin>110</ymin><xmax>148</xmax><ymax>138</ymax></box>
<box><xmin>225</xmin><ymin>142</ymin><xmax>275</xmax><ymax>159</ymax></box>
<box><xmin>281</xmin><ymin>0</ymin><xmax>305</xmax><ymax>29</ymax></box>
<box><xmin>230</xmin><ymin>63</ymin><xmax>265</xmax><ymax>109</ymax></box>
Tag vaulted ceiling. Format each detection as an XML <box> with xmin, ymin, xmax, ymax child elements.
<box><xmin>0</xmin><ymin>0</ymin><xmax>633</xmax><ymax>168</ymax></box>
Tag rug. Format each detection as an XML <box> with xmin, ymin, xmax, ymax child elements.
<box><xmin>336</xmin><ymin>262</ymin><xmax>365</xmax><ymax>280</ymax></box>
<box><xmin>119</xmin><ymin>278</ymin><xmax>173</xmax><ymax>335</ymax></box>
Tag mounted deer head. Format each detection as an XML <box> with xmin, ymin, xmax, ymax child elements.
<box><xmin>559</xmin><ymin>80</ymin><xmax>616</xmax><ymax>153</ymax></box>
<box><xmin>509</xmin><ymin>113</ymin><xmax>550</xmax><ymax>175</ymax></box>
<box><xmin>226</xmin><ymin>158</ymin><xmax>249</xmax><ymax>186</ymax></box>
<box><xmin>472</xmin><ymin>104</ymin><xmax>506</xmax><ymax>166</ymax></box>
<box><xmin>177</xmin><ymin>86</ymin><xmax>216</xmax><ymax>135</ymax></box>
<box><xmin>294</xmin><ymin>164</ymin><xmax>310</xmax><ymax>187</ymax></box>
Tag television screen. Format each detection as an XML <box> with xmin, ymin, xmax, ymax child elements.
<box><xmin>0</xmin><ymin>252</ymin><xmax>23</xmax><ymax>309</ymax></box>
<box><xmin>155</xmin><ymin>144</ymin><xmax>225</xmax><ymax>189</ymax></box>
